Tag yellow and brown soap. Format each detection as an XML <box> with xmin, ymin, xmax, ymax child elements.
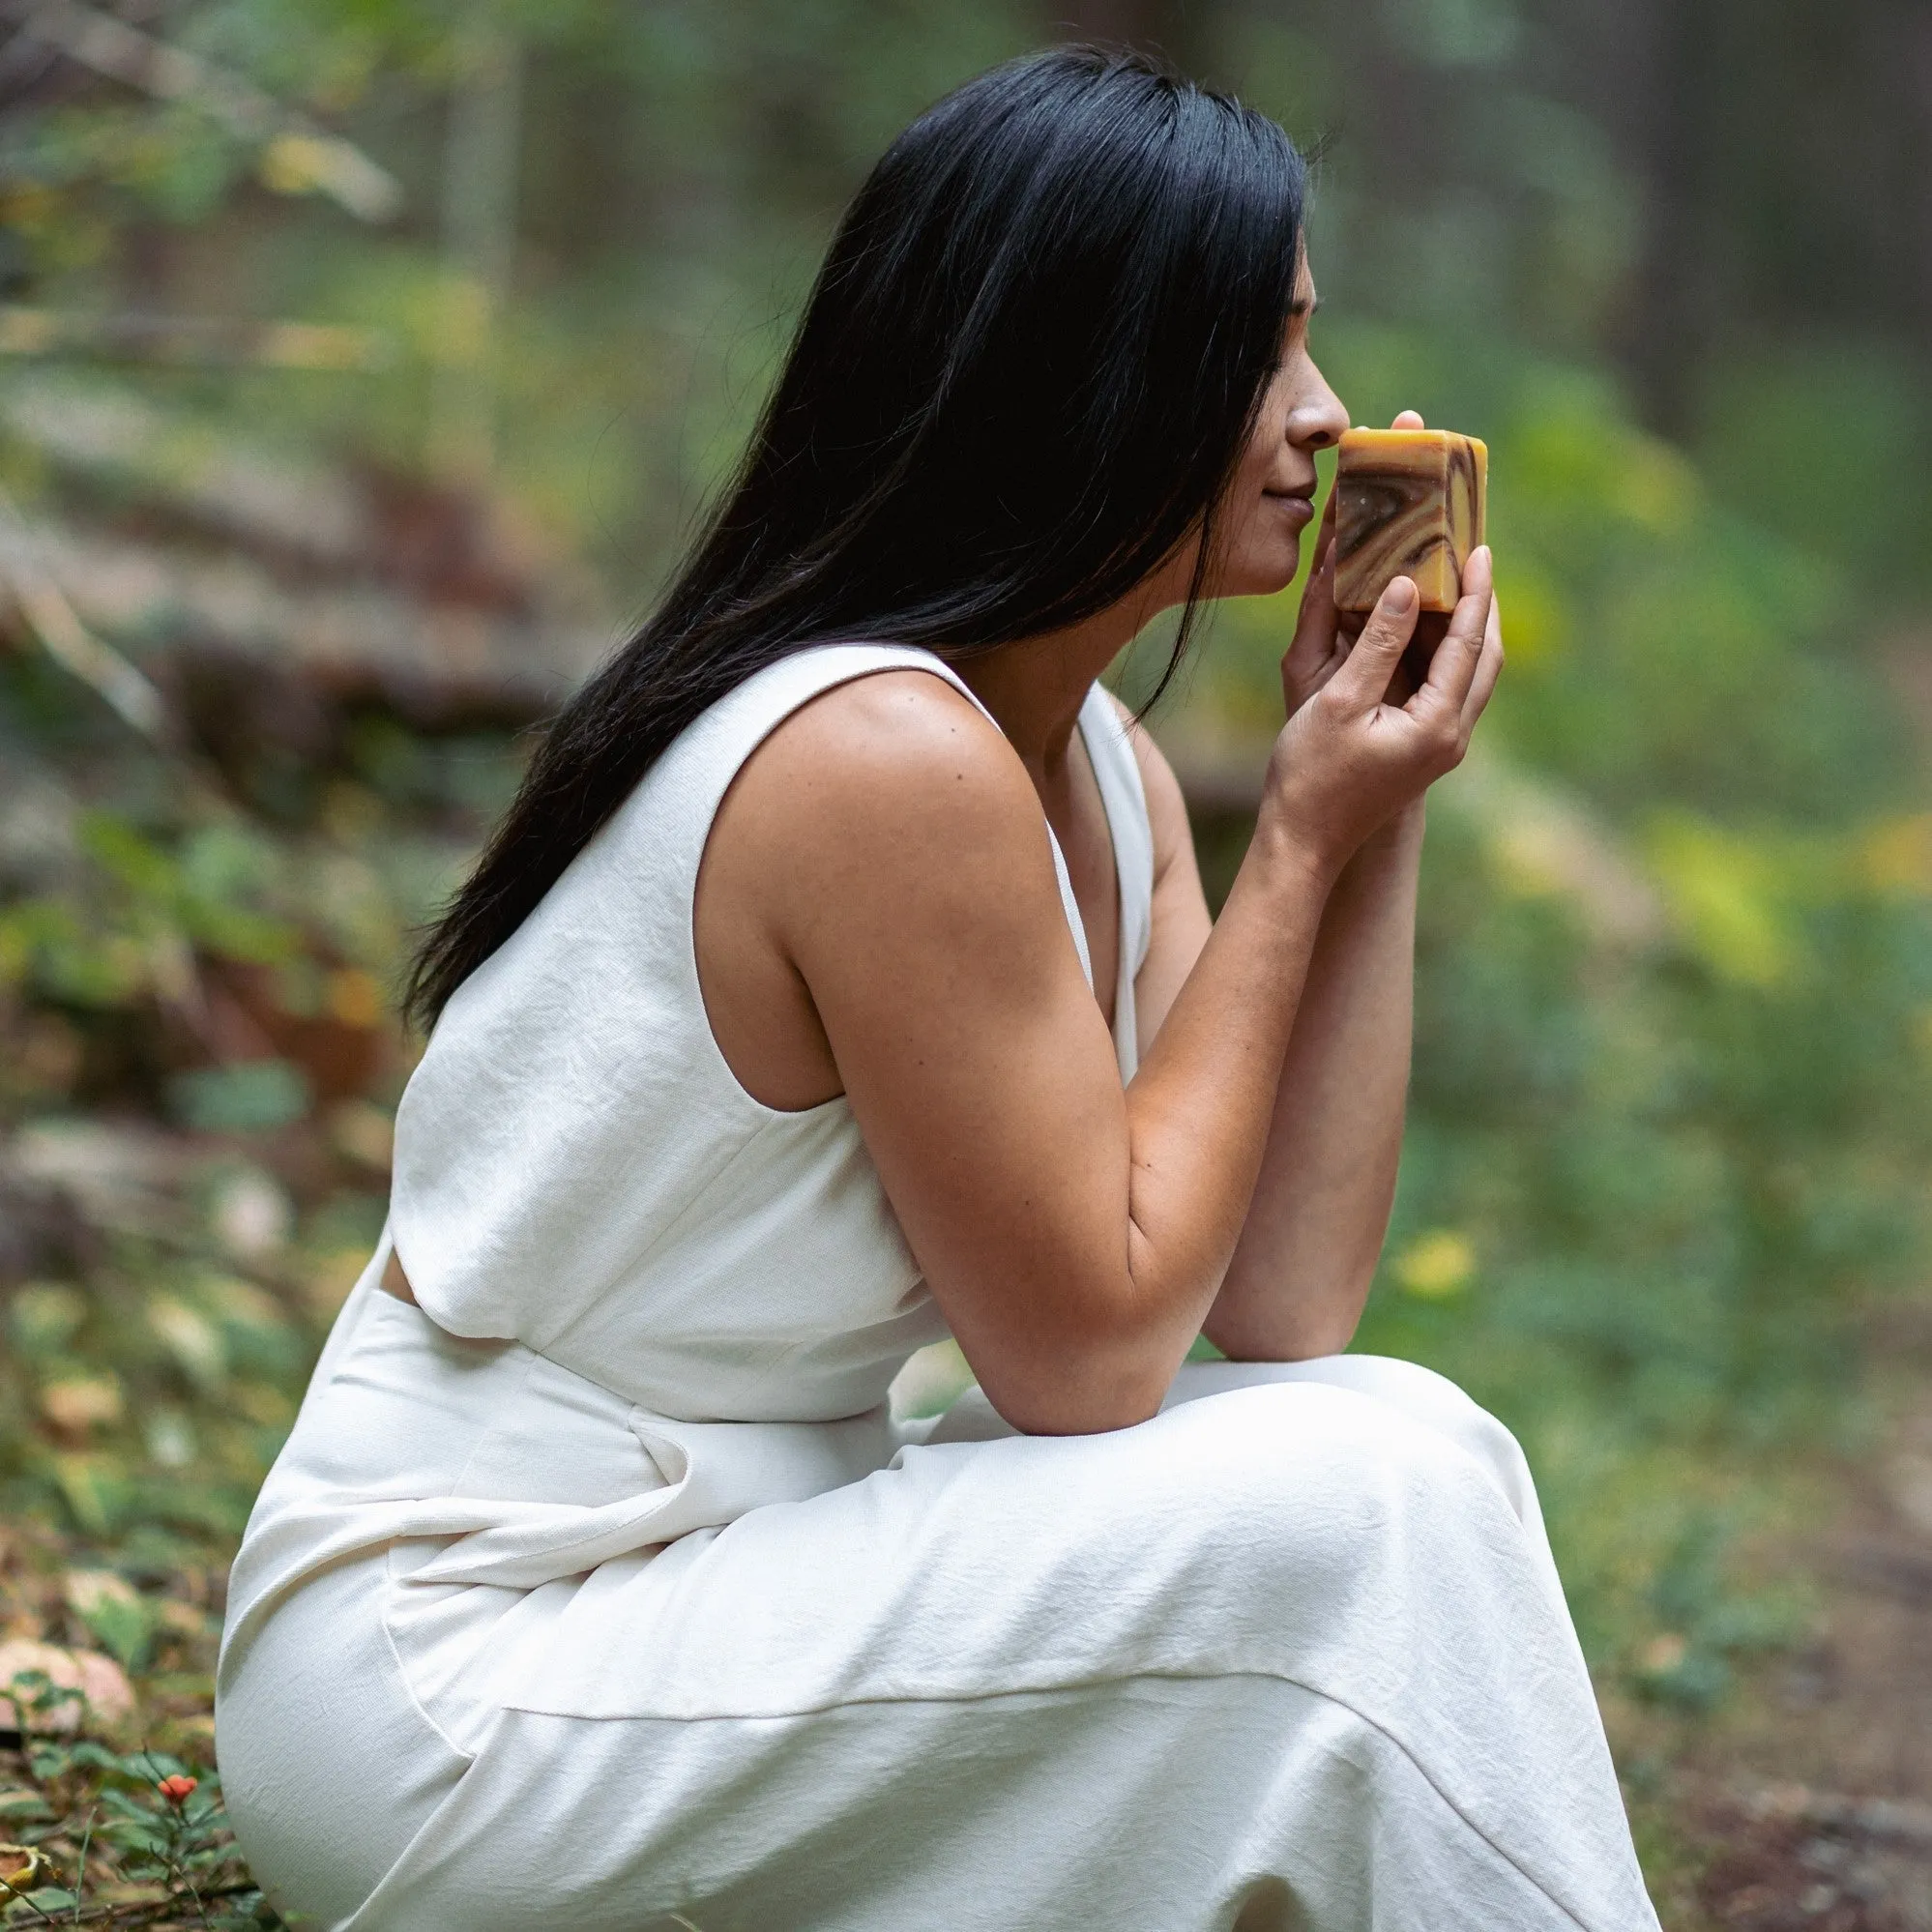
<box><xmin>1333</xmin><ymin>428</ymin><xmax>1487</xmax><ymax>614</ymax></box>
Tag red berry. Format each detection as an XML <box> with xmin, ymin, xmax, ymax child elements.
<box><xmin>157</xmin><ymin>1774</ymin><xmax>197</xmax><ymax>1803</ymax></box>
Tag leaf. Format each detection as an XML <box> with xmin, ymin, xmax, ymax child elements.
<box><xmin>64</xmin><ymin>1571</ymin><xmax>156</xmax><ymax>1672</ymax></box>
<box><xmin>165</xmin><ymin>1060</ymin><xmax>312</xmax><ymax>1133</ymax></box>
<box><xmin>77</xmin><ymin>813</ymin><xmax>178</xmax><ymax>900</ymax></box>
<box><xmin>145</xmin><ymin>1297</ymin><xmax>227</xmax><ymax>1390</ymax></box>
<box><xmin>48</xmin><ymin>1454</ymin><xmax>130</xmax><ymax>1537</ymax></box>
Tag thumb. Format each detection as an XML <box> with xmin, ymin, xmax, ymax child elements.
<box><xmin>1332</xmin><ymin>575</ymin><xmax>1420</xmax><ymax>710</ymax></box>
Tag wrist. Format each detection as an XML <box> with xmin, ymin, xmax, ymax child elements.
<box><xmin>1324</xmin><ymin>803</ymin><xmax>1423</xmax><ymax>917</ymax></box>
<box><xmin>1247</xmin><ymin>800</ymin><xmax>1350</xmax><ymax>899</ymax></box>
<box><xmin>1357</xmin><ymin>798</ymin><xmax>1427</xmax><ymax>861</ymax></box>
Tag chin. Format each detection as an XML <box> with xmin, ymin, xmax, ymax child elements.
<box><xmin>1217</xmin><ymin>544</ymin><xmax>1301</xmax><ymax>600</ymax></box>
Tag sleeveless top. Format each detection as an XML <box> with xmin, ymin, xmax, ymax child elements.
<box><xmin>221</xmin><ymin>645</ymin><xmax>1154</xmax><ymax>1657</ymax></box>
<box><xmin>392</xmin><ymin>643</ymin><xmax>1154</xmax><ymax>1418</ymax></box>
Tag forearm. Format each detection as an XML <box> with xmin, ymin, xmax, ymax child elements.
<box><xmin>1204</xmin><ymin>802</ymin><xmax>1423</xmax><ymax>1361</ymax></box>
<box><xmin>1097</xmin><ymin>807</ymin><xmax>1341</xmax><ymax>1390</ymax></box>
<box><xmin>922</xmin><ymin>552</ymin><xmax>1495</xmax><ymax>1435</ymax></box>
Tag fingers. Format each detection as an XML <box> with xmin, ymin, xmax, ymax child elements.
<box><xmin>1304</xmin><ymin>484</ymin><xmax>1338</xmax><ymax>583</ymax></box>
<box><xmin>1281</xmin><ymin>548</ymin><xmax>1342</xmax><ymax>713</ymax></box>
<box><xmin>1285</xmin><ymin>492</ymin><xmax>1341</xmax><ymax>683</ymax></box>
<box><xmin>1331</xmin><ymin>574</ymin><xmax>1420</xmax><ymax>710</ymax></box>
<box><xmin>1295</xmin><ymin>491</ymin><xmax>1338</xmax><ymax>625</ymax></box>
<box><xmin>1410</xmin><ymin>546</ymin><xmax>1493</xmax><ymax>720</ymax></box>
<box><xmin>1460</xmin><ymin>589</ymin><xmax>1506</xmax><ymax>735</ymax></box>
<box><xmin>1391</xmin><ymin>409</ymin><xmax>1424</xmax><ymax>429</ymax></box>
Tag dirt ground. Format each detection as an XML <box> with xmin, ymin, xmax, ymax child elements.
<box><xmin>1661</xmin><ymin>637</ymin><xmax>1932</xmax><ymax>1930</ymax></box>
<box><xmin>1656</xmin><ymin>1292</ymin><xmax>1932</xmax><ymax>1931</ymax></box>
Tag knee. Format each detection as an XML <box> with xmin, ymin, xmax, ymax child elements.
<box><xmin>1338</xmin><ymin>1397</ymin><xmax>1505</xmax><ymax>1529</ymax></box>
<box><xmin>1148</xmin><ymin>1385</ymin><xmax>1536</xmax><ymax>1614</ymax></box>
<box><xmin>1251</xmin><ymin>1383</ymin><xmax>1537</xmax><ymax>1561</ymax></box>
<box><xmin>1174</xmin><ymin>1382</ymin><xmax>1502</xmax><ymax>1534</ymax></box>
<box><xmin>1314</xmin><ymin>1356</ymin><xmax>1536</xmax><ymax>1509</ymax></box>
<box><xmin>1334</xmin><ymin>1353</ymin><xmax>1500</xmax><ymax>1430</ymax></box>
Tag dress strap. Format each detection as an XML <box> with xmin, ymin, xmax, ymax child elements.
<box><xmin>695</xmin><ymin>645</ymin><xmax>1096</xmax><ymax>991</ymax></box>
<box><xmin>850</xmin><ymin>650</ymin><xmax>1092</xmax><ymax>990</ymax></box>
<box><xmin>1076</xmin><ymin>686</ymin><xmax>1156</xmax><ymax>1082</ymax></box>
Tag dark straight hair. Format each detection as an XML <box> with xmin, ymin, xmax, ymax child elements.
<box><xmin>405</xmin><ymin>44</ymin><xmax>1309</xmax><ymax>1027</ymax></box>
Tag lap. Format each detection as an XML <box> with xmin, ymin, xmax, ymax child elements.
<box><xmin>930</xmin><ymin>1352</ymin><xmax>1556</xmax><ymax>1591</ymax></box>
<box><xmin>227</xmin><ymin>1358</ymin><xmax>1652</xmax><ymax>1932</ymax></box>
<box><xmin>494</xmin><ymin>1359</ymin><xmax>1566</xmax><ymax>1728</ymax></box>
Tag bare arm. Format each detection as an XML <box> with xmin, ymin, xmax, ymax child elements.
<box><xmin>1130</xmin><ymin>476</ymin><xmax>1502</xmax><ymax>1360</ymax></box>
<box><xmin>1205</xmin><ymin>802</ymin><xmax>1423</xmax><ymax>1359</ymax></box>
<box><xmin>715</xmin><ymin>572</ymin><xmax>1487</xmax><ymax>1436</ymax></box>
<box><xmin>1122</xmin><ymin>719</ymin><xmax>1426</xmax><ymax>1363</ymax></box>
<box><xmin>1198</xmin><ymin>412</ymin><xmax>1501</xmax><ymax>1359</ymax></box>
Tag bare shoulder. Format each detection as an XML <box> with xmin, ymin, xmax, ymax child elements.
<box><xmin>737</xmin><ymin>666</ymin><xmax>1036</xmax><ymax>843</ymax></box>
<box><xmin>716</xmin><ymin>665</ymin><xmax>1060</xmax><ymax>941</ymax></box>
<box><xmin>697</xmin><ymin>666</ymin><xmax>1080</xmax><ymax>1110</ymax></box>
<box><xmin>758</xmin><ymin>666</ymin><xmax>1005</xmax><ymax>782</ymax></box>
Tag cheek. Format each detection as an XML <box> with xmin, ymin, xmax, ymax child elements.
<box><xmin>1260</xmin><ymin>366</ymin><xmax>1302</xmax><ymax>442</ymax></box>
<box><xmin>1228</xmin><ymin>430</ymin><xmax>1284</xmax><ymax>530</ymax></box>
<box><xmin>1215</xmin><ymin>498</ymin><xmax>1303</xmax><ymax>598</ymax></box>
<box><xmin>1208</xmin><ymin>391</ymin><xmax>1302</xmax><ymax>586</ymax></box>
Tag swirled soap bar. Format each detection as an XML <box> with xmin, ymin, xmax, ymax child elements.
<box><xmin>1333</xmin><ymin>427</ymin><xmax>1488</xmax><ymax>614</ymax></box>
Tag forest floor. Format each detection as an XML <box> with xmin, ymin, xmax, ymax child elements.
<box><xmin>1618</xmin><ymin>1282</ymin><xmax>1932</xmax><ymax>1931</ymax></box>
<box><xmin>5</xmin><ymin>1266</ymin><xmax>1932</xmax><ymax>1928</ymax></box>
<box><xmin>1626</xmin><ymin>629</ymin><xmax>1932</xmax><ymax>1932</ymax></box>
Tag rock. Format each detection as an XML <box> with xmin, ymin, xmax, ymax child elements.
<box><xmin>0</xmin><ymin>1638</ymin><xmax>135</xmax><ymax>1733</ymax></box>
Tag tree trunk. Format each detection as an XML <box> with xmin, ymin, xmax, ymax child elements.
<box><xmin>1621</xmin><ymin>0</ymin><xmax>1721</xmax><ymax>438</ymax></box>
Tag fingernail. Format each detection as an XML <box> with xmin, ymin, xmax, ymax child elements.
<box><xmin>1386</xmin><ymin>577</ymin><xmax>1417</xmax><ymax>612</ymax></box>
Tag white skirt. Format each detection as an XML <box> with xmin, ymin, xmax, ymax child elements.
<box><xmin>216</xmin><ymin>1355</ymin><xmax>1658</xmax><ymax>1931</ymax></box>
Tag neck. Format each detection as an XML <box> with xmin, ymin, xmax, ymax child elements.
<box><xmin>952</xmin><ymin>579</ymin><xmax>1170</xmax><ymax>776</ymax></box>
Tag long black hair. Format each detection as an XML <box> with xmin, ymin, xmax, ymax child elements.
<box><xmin>405</xmin><ymin>44</ymin><xmax>1309</xmax><ymax>1027</ymax></box>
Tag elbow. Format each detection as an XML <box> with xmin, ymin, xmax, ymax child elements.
<box><xmin>949</xmin><ymin>1257</ymin><xmax>1194</xmax><ymax>1436</ymax></box>
<box><xmin>1205</xmin><ymin>1263</ymin><xmax>1374</xmax><ymax>1364</ymax></box>
<box><xmin>1206</xmin><ymin>1320</ymin><xmax>1357</xmax><ymax>1364</ymax></box>
<box><xmin>976</xmin><ymin>1339</ymin><xmax>1173</xmax><ymax>1439</ymax></box>
<box><xmin>998</xmin><ymin>1391</ymin><xmax>1166</xmax><ymax>1438</ymax></box>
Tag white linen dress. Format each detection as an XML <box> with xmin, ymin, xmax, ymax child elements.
<box><xmin>216</xmin><ymin>644</ymin><xmax>1661</xmax><ymax>1932</ymax></box>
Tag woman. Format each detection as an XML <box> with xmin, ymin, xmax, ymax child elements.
<box><xmin>218</xmin><ymin>44</ymin><xmax>1659</xmax><ymax>1932</ymax></box>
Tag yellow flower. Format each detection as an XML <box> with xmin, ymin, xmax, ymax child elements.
<box><xmin>1393</xmin><ymin>1231</ymin><xmax>1477</xmax><ymax>1300</ymax></box>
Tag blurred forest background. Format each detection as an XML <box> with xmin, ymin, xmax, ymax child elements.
<box><xmin>1</xmin><ymin>0</ymin><xmax>1929</xmax><ymax>1925</ymax></box>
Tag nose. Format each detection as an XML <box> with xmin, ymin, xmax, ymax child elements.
<box><xmin>1287</xmin><ymin>366</ymin><xmax>1349</xmax><ymax>454</ymax></box>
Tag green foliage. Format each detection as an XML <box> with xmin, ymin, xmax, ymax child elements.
<box><xmin>1171</xmin><ymin>309</ymin><xmax>1932</xmax><ymax>1704</ymax></box>
<box><xmin>166</xmin><ymin>1063</ymin><xmax>311</xmax><ymax>1134</ymax></box>
<box><xmin>1</xmin><ymin>1670</ymin><xmax>274</xmax><ymax>1927</ymax></box>
<box><xmin>1698</xmin><ymin>339</ymin><xmax>1932</xmax><ymax>601</ymax></box>
<box><xmin>0</xmin><ymin>7</ymin><xmax>1927</xmax><ymax>1918</ymax></box>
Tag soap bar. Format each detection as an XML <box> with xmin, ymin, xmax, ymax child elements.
<box><xmin>1333</xmin><ymin>428</ymin><xmax>1488</xmax><ymax>614</ymax></box>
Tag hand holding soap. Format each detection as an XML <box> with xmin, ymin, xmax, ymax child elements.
<box><xmin>1333</xmin><ymin>428</ymin><xmax>1488</xmax><ymax>614</ymax></box>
